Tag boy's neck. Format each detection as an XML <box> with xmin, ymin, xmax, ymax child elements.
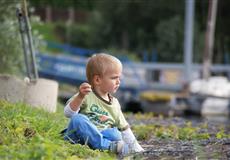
<box><xmin>92</xmin><ymin>89</ymin><xmax>112</xmax><ymax>104</ymax></box>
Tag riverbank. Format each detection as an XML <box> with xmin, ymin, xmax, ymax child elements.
<box><xmin>127</xmin><ymin>113</ymin><xmax>230</xmax><ymax>159</ymax></box>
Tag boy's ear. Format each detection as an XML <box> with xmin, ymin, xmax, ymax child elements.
<box><xmin>93</xmin><ymin>75</ymin><xmax>101</xmax><ymax>85</ymax></box>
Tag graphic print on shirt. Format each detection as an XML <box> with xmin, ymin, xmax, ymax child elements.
<box><xmin>88</xmin><ymin>104</ymin><xmax>113</xmax><ymax>126</ymax></box>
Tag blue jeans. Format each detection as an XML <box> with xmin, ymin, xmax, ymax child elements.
<box><xmin>64</xmin><ymin>113</ymin><xmax>122</xmax><ymax>150</ymax></box>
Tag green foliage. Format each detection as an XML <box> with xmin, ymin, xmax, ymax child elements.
<box><xmin>132</xmin><ymin>112</ymin><xmax>155</xmax><ymax>120</ymax></box>
<box><xmin>216</xmin><ymin>129</ymin><xmax>230</xmax><ymax>139</ymax></box>
<box><xmin>64</xmin><ymin>23</ymin><xmax>92</xmax><ymax>48</ymax></box>
<box><xmin>155</xmin><ymin>15</ymin><xmax>205</xmax><ymax>63</ymax></box>
<box><xmin>177</xmin><ymin>126</ymin><xmax>197</xmax><ymax>140</ymax></box>
<box><xmin>0</xmin><ymin>1</ymin><xmax>45</xmax><ymax>75</ymax></box>
<box><xmin>30</xmin><ymin>0</ymin><xmax>209</xmax><ymax>62</ymax></box>
<box><xmin>155</xmin><ymin>16</ymin><xmax>184</xmax><ymax>62</ymax></box>
<box><xmin>155</xmin><ymin>126</ymin><xmax>174</xmax><ymax>139</ymax></box>
<box><xmin>32</xmin><ymin>22</ymin><xmax>58</xmax><ymax>43</ymax></box>
<box><xmin>0</xmin><ymin>100</ymin><xmax>115</xmax><ymax>160</ymax></box>
<box><xmin>132</xmin><ymin>125</ymin><xmax>156</xmax><ymax>140</ymax></box>
<box><xmin>133</xmin><ymin>121</ymin><xmax>211</xmax><ymax>141</ymax></box>
<box><xmin>29</xmin><ymin>0</ymin><xmax>95</xmax><ymax>10</ymax></box>
<box><xmin>101</xmin><ymin>47</ymin><xmax>140</xmax><ymax>61</ymax></box>
<box><xmin>193</xmin><ymin>24</ymin><xmax>205</xmax><ymax>63</ymax></box>
<box><xmin>30</xmin><ymin>16</ymin><xmax>47</xmax><ymax>53</ymax></box>
<box><xmin>0</xmin><ymin>0</ymin><xmax>24</xmax><ymax>74</ymax></box>
<box><xmin>29</xmin><ymin>0</ymin><xmax>230</xmax><ymax>63</ymax></box>
<box><xmin>92</xmin><ymin>0</ymin><xmax>184</xmax><ymax>52</ymax></box>
<box><xmin>32</xmin><ymin>21</ymin><xmax>140</xmax><ymax>60</ymax></box>
<box><xmin>33</xmin><ymin>22</ymin><xmax>93</xmax><ymax>49</ymax></box>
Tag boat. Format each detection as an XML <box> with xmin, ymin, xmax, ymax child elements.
<box><xmin>173</xmin><ymin>76</ymin><xmax>230</xmax><ymax>116</ymax></box>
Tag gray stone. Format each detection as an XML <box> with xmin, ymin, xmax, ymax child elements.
<box><xmin>0</xmin><ymin>74</ymin><xmax>59</xmax><ymax>113</ymax></box>
<box><xmin>0</xmin><ymin>74</ymin><xmax>26</xmax><ymax>103</ymax></box>
<box><xmin>24</xmin><ymin>78</ymin><xmax>59</xmax><ymax>112</ymax></box>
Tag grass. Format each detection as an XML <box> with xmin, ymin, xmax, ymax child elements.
<box><xmin>0</xmin><ymin>100</ymin><xmax>115</xmax><ymax>160</ymax></box>
<box><xmin>2</xmin><ymin>100</ymin><xmax>229</xmax><ymax>159</ymax></box>
<box><xmin>132</xmin><ymin>122</ymin><xmax>212</xmax><ymax>141</ymax></box>
<box><xmin>132</xmin><ymin>120</ymin><xmax>230</xmax><ymax>141</ymax></box>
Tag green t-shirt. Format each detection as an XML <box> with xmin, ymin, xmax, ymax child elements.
<box><xmin>70</xmin><ymin>91</ymin><xmax>129</xmax><ymax>131</ymax></box>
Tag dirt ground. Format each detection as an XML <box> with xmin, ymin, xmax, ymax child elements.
<box><xmin>125</xmin><ymin>115</ymin><xmax>230</xmax><ymax>160</ymax></box>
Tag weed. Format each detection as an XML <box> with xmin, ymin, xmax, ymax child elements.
<box><xmin>132</xmin><ymin>122</ymin><xmax>211</xmax><ymax>141</ymax></box>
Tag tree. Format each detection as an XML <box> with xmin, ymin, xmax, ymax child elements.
<box><xmin>29</xmin><ymin>0</ymin><xmax>230</xmax><ymax>63</ymax></box>
<box><xmin>29</xmin><ymin>0</ymin><xmax>95</xmax><ymax>10</ymax></box>
<box><xmin>155</xmin><ymin>16</ymin><xmax>184</xmax><ymax>62</ymax></box>
<box><xmin>89</xmin><ymin>0</ymin><xmax>184</xmax><ymax>55</ymax></box>
<box><xmin>0</xmin><ymin>0</ymin><xmax>24</xmax><ymax>74</ymax></box>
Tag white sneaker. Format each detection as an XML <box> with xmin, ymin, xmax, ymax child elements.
<box><xmin>109</xmin><ymin>140</ymin><xmax>130</xmax><ymax>156</ymax></box>
<box><xmin>109</xmin><ymin>140</ymin><xmax>124</xmax><ymax>154</ymax></box>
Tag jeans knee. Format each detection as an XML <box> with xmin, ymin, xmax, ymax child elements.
<box><xmin>71</xmin><ymin>114</ymin><xmax>89</xmax><ymax>126</ymax></box>
<box><xmin>101</xmin><ymin>128</ymin><xmax>122</xmax><ymax>141</ymax></box>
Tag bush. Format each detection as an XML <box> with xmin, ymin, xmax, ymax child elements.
<box><xmin>0</xmin><ymin>1</ymin><xmax>24</xmax><ymax>75</ymax></box>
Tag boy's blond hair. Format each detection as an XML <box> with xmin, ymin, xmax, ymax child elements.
<box><xmin>86</xmin><ymin>53</ymin><xmax>122</xmax><ymax>85</ymax></box>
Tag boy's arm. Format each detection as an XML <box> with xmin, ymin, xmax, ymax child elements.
<box><xmin>121</xmin><ymin>128</ymin><xmax>144</xmax><ymax>152</ymax></box>
<box><xmin>69</xmin><ymin>82</ymin><xmax>92</xmax><ymax>111</ymax></box>
<box><xmin>64</xmin><ymin>82</ymin><xmax>92</xmax><ymax>118</ymax></box>
<box><xmin>64</xmin><ymin>102</ymin><xmax>80</xmax><ymax>118</ymax></box>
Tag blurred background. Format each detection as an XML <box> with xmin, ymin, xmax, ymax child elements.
<box><xmin>1</xmin><ymin>0</ymin><xmax>230</xmax><ymax>117</ymax></box>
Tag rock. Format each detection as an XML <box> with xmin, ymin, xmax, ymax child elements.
<box><xmin>0</xmin><ymin>74</ymin><xmax>58</xmax><ymax>113</ymax></box>
<box><xmin>24</xmin><ymin>78</ymin><xmax>58</xmax><ymax>112</ymax></box>
<box><xmin>0</xmin><ymin>74</ymin><xmax>26</xmax><ymax>103</ymax></box>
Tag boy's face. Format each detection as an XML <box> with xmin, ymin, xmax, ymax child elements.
<box><xmin>97</xmin><ymin>66</ymin><xmax>122</xmax><ymax>94</ymax></box>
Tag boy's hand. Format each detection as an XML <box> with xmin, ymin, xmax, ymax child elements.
<box><xmin>69</xmin><ymin>82</ymin><xmax>92</xmax><ymax>111</ymax></box>
<box><xmin>78</xmin><ymin>82</ymin><xmax>92</xmax><ymax>98</ymax></box>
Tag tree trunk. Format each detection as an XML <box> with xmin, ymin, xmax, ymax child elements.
<box><xmin>45</xmin><ymin>6</ymin><xmax>52</xmax><ymax>22</ymax></box>
<box><xmin>121</xmin><ymin>30</ymin><xmax>129</xmax><ymax>50</ymax></box>
<box><xmin>202</xmin><ymin>0</ymin><xmax>218</xmax><ymax>80</ymax></box>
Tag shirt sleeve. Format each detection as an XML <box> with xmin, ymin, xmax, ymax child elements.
<box><xmin>63</xmin><ymin>94</ymin><xmax>80</xmax><ymax>118</ymax></box>
<box><xmin>64</xmin><ymin>102</ymin><xmax>80</xmax><ymax>118</ymax></box>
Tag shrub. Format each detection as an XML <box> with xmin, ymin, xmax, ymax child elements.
<box><xmin>0</xmin><ymin>0</ymin><xmax>24</xmax><ymax>74</ymax></box>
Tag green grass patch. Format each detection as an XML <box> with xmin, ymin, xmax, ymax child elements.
<box><xmin>132</xmin><ymin>122</ymin><xmax>211</xmax><ymax>141</ymax></box>
<box><xmin>0</xmin><ymin>100</ymin><xmax>115</xmax><ymax>160</ymax></box>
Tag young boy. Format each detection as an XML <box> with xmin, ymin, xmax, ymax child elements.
<box><xmin>63</xmin><ymin>53</ymin><xmax>144</xmax><ymax>156</ymax></box>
